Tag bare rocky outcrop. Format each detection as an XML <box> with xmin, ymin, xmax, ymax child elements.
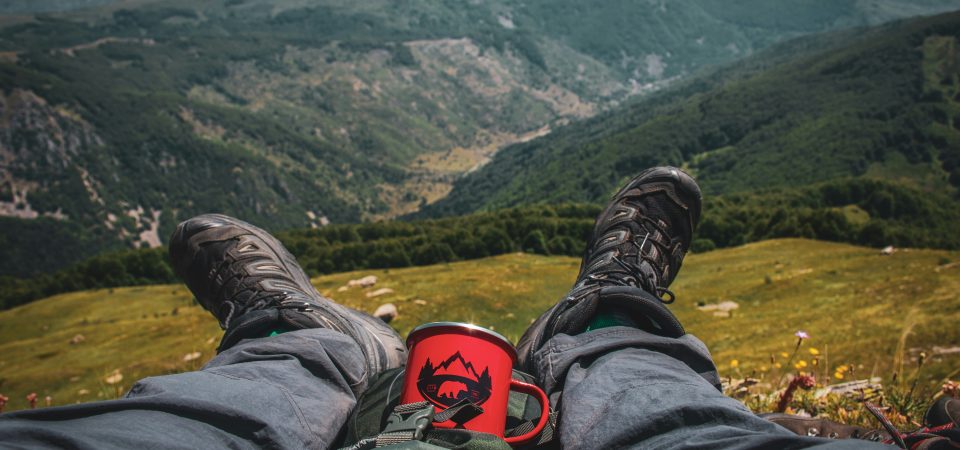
<box><xmin>0</xmin><ymin>89</ymin><xmax>103</xmax><ymax>220</ymax></box>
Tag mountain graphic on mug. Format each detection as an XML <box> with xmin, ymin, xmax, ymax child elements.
<box><xmin>417</xmin><ymin>351</ymin><xmax>493</xmax><ymax>407</ymax></box>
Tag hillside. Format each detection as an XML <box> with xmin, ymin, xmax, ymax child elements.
<box><xmin>0</xmin><ymin>239</ymin><xmax>957</xmax><ymax>414</ymax></box>
<box><xmin>423</xmin><ymin>11</ymin><xmax>960</xmax><ymax>225</ymax></box>
<box><xmin>1</xmin><ymin>1</ymin><xmax>958</xmax><ymax>277</ymax></box>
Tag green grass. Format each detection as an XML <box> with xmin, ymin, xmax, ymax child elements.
<box><xmin>0</xmin><ymin>238</ymin><xmax>958</xmax><ymax>416</ymax></box>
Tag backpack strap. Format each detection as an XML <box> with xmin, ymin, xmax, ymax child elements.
<box><xmin>340</xmin><ymin>402</ymin><xmax>435</xmax><ymax>450</ymax></box>
<box><xmin>505</xmin><ymin>410</ymin><xmax>558</xmax><ymax>447</ymax></box>
<box><xmin>340</xmin><ymin>400</ymin><xmax>488</xmax><ymax>449</ymax></box>
<box><xmin>376</xmin><ymin>402</ymin><xmax>437</xmax><ymax>446</ymax></box>
<box><xmin>433</xmin><ymin>399</ymin><xmax>484</xmax><ymax>425</ymax></box>
<box><xmin>340</xmin><ymin>367</ymin><xmax>557</xmax><ymax>449</ymax></box>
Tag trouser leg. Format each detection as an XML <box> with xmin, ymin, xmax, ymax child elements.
<box><xmin>530</xmin><ymin>327</ymin><xmax>892</xmax><ymax>450</ymax></box>
<box><xmin>0</xmin><ymin>328</ymin><xmax>369</xmax><ymax>450</ymax></box>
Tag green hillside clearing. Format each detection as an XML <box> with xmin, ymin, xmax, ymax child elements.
<box><xmin>0</xmin><ymin>239</ymin><xmax>957</xmax><ymax>418</ymax></box>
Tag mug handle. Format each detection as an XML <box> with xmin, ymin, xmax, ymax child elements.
<box><xmin>503</xmin><ymin>379</ymin><xmax>550</xmax><ymax>446</ymax></box>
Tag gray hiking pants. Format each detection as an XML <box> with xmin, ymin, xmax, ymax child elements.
<box><xmin>0</xmin><ymin>324</ymin><xmax>890</xmax><ymax>449</ymax></box>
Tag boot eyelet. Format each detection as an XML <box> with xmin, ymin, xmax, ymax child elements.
<box><xmin>807</xmin><ymin>427</ymin><xmax>819</xmax><ymax>436</ymax></box>
<box><xmin>827</xmin><ymin>432</ymin><xmax>839</xmax><ymax>438</ymax></box>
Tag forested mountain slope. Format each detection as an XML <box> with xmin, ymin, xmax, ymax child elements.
<box><xmin>1</xmin><ymin>0</ymin><xmax>956</xmax><ymax>276</ymax></box>
<box><xmin>424</xmin><ymin>11</ymin><xmax>960</xmax><ymax>222</ymax></box>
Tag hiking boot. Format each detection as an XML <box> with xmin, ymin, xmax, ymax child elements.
<box><xmin>898</xmin><ymin>396</ymin><xmax>960</xmax><ymax>450</ymax></box>
<box><xmin>168</xmin><ymin>214</ymin><xmax>405</xmax><ymax>376</ymax></box>
<box><xmin>766</xmin><ymin>397</ymin><xmax>960</xmax><ymax>449</ymax></box>
<box><xmin>924</xmin><ymin>396</ymin><xmax>960</xmax><ymax>429</ymax></box>
<box><xmin>516</xmin><ymin>166</ymin><xmax>701</xmax><ymax>371</ymax></box>
<box><xmin>762</xmin><ymin>413</ymin><xmax>890</xmax><ymax>442</ymax></box>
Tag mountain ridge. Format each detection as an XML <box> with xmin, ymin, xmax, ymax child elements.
<box><xmin>2</xmin><ymin>0</ymin><xmax>959</xmax><ymax>276</ymax></box>
<box><xmin>420</xmin><ymin>10</ymin><xmax>960</xmax><ymax>219</ymax></box>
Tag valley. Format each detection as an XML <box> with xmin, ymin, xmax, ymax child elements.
<box><xmin>2</xmin><ymin>0</ymin><xmax>958</xmax><ymax>276</ymax></box>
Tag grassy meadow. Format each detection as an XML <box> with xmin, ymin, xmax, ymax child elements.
<box><xmin>0</xmin><ymin>238</ymin><xmax>958</xmax><ymax>421</ymax></box>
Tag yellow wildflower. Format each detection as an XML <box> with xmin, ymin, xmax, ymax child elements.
<box><xmin>809</xmin><ymin>347</ymin><xmax>820</xmax><ymax>356</ymax></box>
<box><xmin>834</xmin><ymin>372</ymin><xmax>845</xmax><ymax>380</ymax></box>
<box><xmin>729</xmin><ymin>359</ymin><xmax>739</xmax><ymax>368</ymax></box>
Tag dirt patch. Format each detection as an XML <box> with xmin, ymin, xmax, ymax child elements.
<box><xmin>57</xmin><ymin>37</ymin><xmax>155</xmax><ymax>57</ymax></box>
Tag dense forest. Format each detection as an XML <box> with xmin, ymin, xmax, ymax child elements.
<box><xmin>3</xmin><ymin>175</ymin><xmax>956</xmax><ymax>310</ymax></box>
<box><xmin>1</xmin><ymin>0</ymin><xmax>957</xmax><ymax>277</ymax></box>
<box><xmin>422</xmin><ymin>11</ymin><xmax>960</xmax><ymax>218</ymax></box>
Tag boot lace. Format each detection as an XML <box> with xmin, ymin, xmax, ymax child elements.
<box><xmin>581</xmin><ymin>220</ymin><xmax>677</xmax><ymax>304</ymax></box>
<box><xmin>208</xmin><ymin>255</ymin><xmax>302</xmax><ymax>328</ymax></box>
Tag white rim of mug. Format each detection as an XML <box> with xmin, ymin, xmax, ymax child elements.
<box><xmin>406</xmin><ymin>321</ymin><xmax>515</xmax><ymax>356</ymax></box>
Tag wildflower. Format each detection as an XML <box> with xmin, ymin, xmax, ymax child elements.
<box><xmin>780</xmin><ymin>352</ymin><xmax>789</xmax><ymax>358</ymax></box>
<box><xmin>26</xmin><ymin>392</ymin><xmax>37</xmax><ymax>409</ymax></box>
<box><xmin>760</xmin><ymin>365</ymin><xmax>768</xmax><ymax>372</ymax></box>
<box><xmin>795</xmin><ymin>330</ymin><xmax>810</xmax><ymax>340</ymax></box>
<box><xmin>795</xmin><ymin>360</ymin><xmax>808</xmax><ymax>369</ymax></box>
<box><xmin>729</xmin><ymin>359</ymin><xmax>739</xmax><ymax>368</ymax></box>
<box><xmin>834</xmin><ymin>372</ymin><xmax>844</xmax><ymax>380</ymax></box>
<box><xmin>45</xmin><ymin>396</ymin><xmax>52</xmax><ymax>407</ymax></box>
<box><xmin>0</xmin><ymin>393</ymin><xmax>7</xmax><ymax>413</ymax></box>
<box><xmin>808</xmin><ymin>347</ymin><xmax>820</xmax><ymax>356</ymax></box>
<box><xmin>774</xmin><ymin>362</ymin><xmax>782</xmax><ymax>369</ymax></box>
<box><xmin>776</xmin><ymin>374</ymin><xmax>816</xmax><ymax>412</ymax></box>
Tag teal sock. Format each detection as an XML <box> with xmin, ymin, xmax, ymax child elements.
<box><xmin>586</xmin><ymin>306</ymin><xmax>639</xmax><ymax>332</ymax></box>
<box><xmin>267</xmin><ymin>328</ymin><xmax>292</xmax><ymax>337</ymax></box>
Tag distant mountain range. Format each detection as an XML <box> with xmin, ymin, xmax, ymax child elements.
<box><xmin>422</xmin><ymin>11</ymin><xmax>960</xmax><ymax>220</ymax></box>
<box><xmin>1</xmin><ymin>0</ymin><xmax>958</xmax><ymax>276</ymax></box>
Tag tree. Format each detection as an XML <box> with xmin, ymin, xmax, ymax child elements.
<box><xmin>523</xmin><ymin>230</ymin><xmax>549</xmax><ymax>255</ymax></box>
<box><xmin>480</xmin><ymin>227</ymin><xmax>514</xmax><ymax>255</ymax></box>
<box><xmin>412</xmin><ymin>242</ymin><xmax>456</xmax><ymax>265</ymax></box>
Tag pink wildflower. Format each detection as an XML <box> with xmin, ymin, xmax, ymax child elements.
<box><xmin>794</xmin><ymin>330</ymin><xmax>810</xmax><ymax>340</ymax></box>
<box><xmin>26</xmin><ymin>392</ymin><xmax>37</xmax><ymax>409</ymax></box>
<box><xmin>776</xmin><ymin>374</ymin><xmax>816</xmax><ymax>412</ymax></box>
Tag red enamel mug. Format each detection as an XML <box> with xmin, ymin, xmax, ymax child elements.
<box><xmin>401</xmin><ymin>322</ymin><xmax>550</xmax><ymax>445</ymax></box>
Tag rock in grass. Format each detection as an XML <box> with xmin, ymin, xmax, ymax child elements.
<box><xmin>366</xmin><ymin>288</ymin><xmax>394</xmax><ymax>298</ymax></box>
<box><xmin>348</xmin><ymin>275</ymin><xmax>378</xmax><ymax>288</ymax></box>
<box><xmin>374</xmin><ymin>303</ymin><xmax>398</xmax><ymax>323</ymax></box>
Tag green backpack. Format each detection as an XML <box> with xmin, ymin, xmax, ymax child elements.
<box><xmin>338</xmin><ymin>367</ymin><xmax>558</xmax><ymax>450</ymax></box>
